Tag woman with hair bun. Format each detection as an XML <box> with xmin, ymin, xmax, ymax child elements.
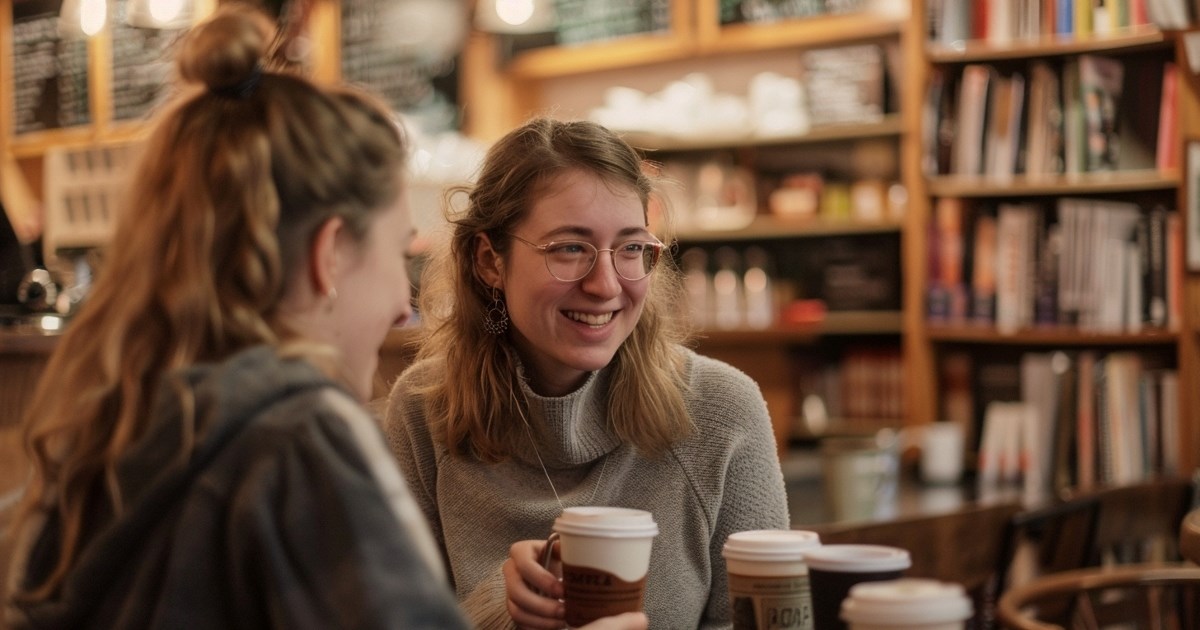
<box><xmin>1</xmin><ymin>5</ymin><xmax>644</xmax><ymax>630</ymax></box>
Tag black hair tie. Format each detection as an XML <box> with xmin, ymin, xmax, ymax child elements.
<box><xmin>211</xmin><ymin>63</ymin><xmax>263</xmax><ymax>99</ymax></box>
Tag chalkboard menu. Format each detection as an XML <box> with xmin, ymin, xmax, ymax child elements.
<box><xmin>11</xmin><ymin>0</ymin><xmax>91</xmax><ymax>134</ymax></box>
<box><xmin>339</xmin><ymin>0</ymin><xmax>460</xmax><ymax>133</ymax></box>
<box><xmin>110</xmin><ymin>0</ymin><xmax>185</xmax><ymax>122</ymax></box>
<box><xmin>720</xmin><ymin>0</ymin><xmax>868</xmax><ymax>25</ymax></box>
<box><xmin>554</xmin><ymin>0</ymin><xmax>670</xmax><ymax>45</ymax></box>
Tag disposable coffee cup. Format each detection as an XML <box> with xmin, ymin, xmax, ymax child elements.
<box><xmin>802</xmin><ymin>544</ymin><xmax>911</xmax><ymax>630</ymax></box>
<box><xmin>840</xmin><ymin>579</ymin><xmax>973</xmax><ymax>630</ymax></box>
<box><xmin>553</xmin><ymin>507</ymin><xmax>659</xmax><ymax>628</ymax></box>
<box><xmin>920</xmin><ymin>422</ymin><xmax>965</xmax><ymax>485</ymax></box>
<box><xmin>722</xmin><ymin>529</ymin><xmax>822</xmax><ymax>630</ymax></box>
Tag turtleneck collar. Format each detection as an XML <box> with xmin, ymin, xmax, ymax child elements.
<box><xmin>514</xmin><ymin>361</ymin><xmax>622</xmax><ymax>468</ymax></box>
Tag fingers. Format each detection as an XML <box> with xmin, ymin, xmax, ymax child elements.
<box><xmin>504</xmin><ymin>540</ymin><xmax>566</xmax><ymax>630</ymax></box>
<box><xmin>578</xmin><ymin>612</ymin><xmax>649</xmax><ymax>630</ymax></box>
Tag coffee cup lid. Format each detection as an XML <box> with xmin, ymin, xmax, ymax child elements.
<box><xmin>840</xmin><ymin>578</ymin><xmax>973</xmax><ymax>625</ymax></box>
<box><xmin>802</xmin><ymin>544</ymin><xmax>911</xmax><ymax>572</ymax></box>
<box><xmin>554</xmin><ymin>506</ymin><xmax>659</xmax><ymax>538</ymax></box>
<box><xmin>722</xmin><ymin>530</ymin><xmax>821</xmax><ymax>562</ymax></box>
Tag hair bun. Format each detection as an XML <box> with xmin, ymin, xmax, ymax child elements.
<box><xmin>178</xmin><ymin>5</ymin><xmax>274</xmax><ymax>93</ymax></box>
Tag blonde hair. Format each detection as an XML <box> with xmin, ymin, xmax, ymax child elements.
<box><xmin>12</xmin><ymin>3</ymin><xmax>407</xmax><ymax>602</ymax></box>
<box><xmin>413</xmin><ymin>118</ymin><xmax>693</xmax><ymax>462</ymax></box>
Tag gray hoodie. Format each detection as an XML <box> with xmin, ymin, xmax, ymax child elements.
<box><xmin>7</xmin><ymin>345</ymin><xmax>467</xmax><ymax>629</ymax></box>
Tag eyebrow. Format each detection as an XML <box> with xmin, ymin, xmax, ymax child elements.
<box><xmin>540</xmin><ymin>226</ymin><xmax>653</xmax><ymax>241</ymax></box>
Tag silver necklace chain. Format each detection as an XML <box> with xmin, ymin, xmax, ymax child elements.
<box><xmin>520</xmin><ymin>416</ymin><xmax>610</xmax><ymax>512</ymax></box>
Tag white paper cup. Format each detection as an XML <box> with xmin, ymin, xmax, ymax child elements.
<box><xmin>840</xmin><ymin>578</ymin><xmax>973</xmax><ymax>630</ymax></box>
<box><xmin>920</xmin><ymin>422</ymin><xmax>965</xmax><ymax>485</ymax></box>
<box><xmin>723</xmin><ymin>529</ymin><xmax>822</xmax><ymax>630</ymax></box>
<box><xmin>554</xmin><ymin>507</ymin><xmax>658</xmax><ymax>628</ymax></box>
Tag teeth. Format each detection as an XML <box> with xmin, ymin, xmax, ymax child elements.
<box><xmin>566</xmin><ymin>311</ymin><xmax>613</xmax><ymax>326</ymax></box>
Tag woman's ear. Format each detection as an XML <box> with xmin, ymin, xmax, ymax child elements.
<box><xmin>308</xmin><ymin>216</ymin><xmax>346</xmax><ymax>298</ymax></box>
<box><xmin>473</xmin><ymin>232</ymin><xmax>504</xmax><ymax>289</ymax></box>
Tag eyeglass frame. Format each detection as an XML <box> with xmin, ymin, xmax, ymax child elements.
<box><xmin>507</xmin><ymin>233</ymin><xmax>666</xmax><ymax>282</ymax></box>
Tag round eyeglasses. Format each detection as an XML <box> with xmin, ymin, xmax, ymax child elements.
<box><xmin>509</xmin><ymin>234</ymin><xmax>665</xmax><ymax>282</ymax></box>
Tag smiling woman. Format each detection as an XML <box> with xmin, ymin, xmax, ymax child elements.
<box><xmin>384</xmin><ymin>117</ymin><xmax>790</xmax><ymax>629</ymax></box>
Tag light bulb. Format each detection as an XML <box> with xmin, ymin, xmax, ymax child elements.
<box><xmin>80</xmin><ymin>0</ymin><xmax>106</xmax><ymax>35</ymax></box>
<box><xmin>149</xmin><ymin>0</ymin><xmax>186</xmax><ymax>25</ymax></box>
<box><xmin>495</xmin><ymin>0</ymin><xmax>534</xmax><ymax>26</ymax></box>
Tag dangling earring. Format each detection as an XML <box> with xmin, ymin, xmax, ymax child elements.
<box><xmin>484</xmin><ymin>287</ymin><xmax>509</xmax><ymax>335</ymax></box>
<box><xmin>324</xmin><ymin>287</ymin><xmax>338</xmax><ymax>312</ymax></box>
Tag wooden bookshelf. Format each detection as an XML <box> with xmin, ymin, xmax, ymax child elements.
<box><xmin>916</xmin><ymin>0</ymin><xmax>1200</xmax><ymax>479</ymax></box>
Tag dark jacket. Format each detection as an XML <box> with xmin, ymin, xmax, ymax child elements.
<box><xmin>9</xmin><ymin>346</ymin><xmax>468</xmax><ymax>629</ymax></box>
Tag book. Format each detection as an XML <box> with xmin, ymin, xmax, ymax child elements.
<box><xmin>1147</xmin><ymin>206</ymin><xmax>1168</xmax><ymax>328</ymax></box>
<box><xmin>1159</xmin><ymin>370</ymin><xmax>1180</xmax><ymax>474</ymax></box>
<box><xmin>1075</xmin><ymin>350</ymin><xmax>1098</xmax><ymax>490</ymax></box>
<box><xmin>1078</xmin><ymin>54</ymin><xmax>1124</xmax><ymax>171</ymax></box>
<box><xmin>985</xmin><ymin>71</ymin><xmax>1026</xmax><ymax>179</ymax></box>
<box><xmin>1025</xmin><ymin>61</ymin><xmax>1064</xmax><ymax>177</ymax></box>
<box><xmin>1166</xmin><ymin>210</ymin><xmax>1182</xmax><ymax>331</ymax></box>
<box><xmin>971</xmin><ymin>207</ymin><xmax>999</xmax><ymax>323</ymax></box>
<box><xmin>802</xmin><ymin>44</ymin><xmax>885</xmax><ymax>126</ymax></box>
<box><xmin>935</xmin><ymin>197</ymin><xmax>968</xmax><ymax>321</ymax></box>
<box><xmin>1057</xmin><ymin>0</ymin><xmax>1075</xmax><ymax>34</ymax></box>
<box><xmin>955</xmin><ymin>64</ymin><xmax>994</xmax><ymax>176</ymax></box>
<box><xmin>1034</xmin><ymin>223</ymin><xmax>1061</xmax><ymax>326</ymax></box>
<box><xmin>995</xmin><ymin>203</ymin><xmax>1038</xmax><ymax>334</ymax></box>
<box><xmin>1156</xmin><ymin>62</ymin><xmax>1179</xmax><ymax>171</ymax></box>
<box><xmin>1020</xmin><ymin>352</ymin><xmax>1061</xmax><ymax>498</ymax></box>
<box><xmin>1050</xmin><ymin>352</ymin><xmax>1079</xmax><ymax>492</ymax></box>
<box><xmin>1062</xmin><ymin>58</ymin><xmax>1085</xmax><ymax>174</ymax></box>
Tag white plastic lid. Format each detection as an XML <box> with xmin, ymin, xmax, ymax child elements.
<box><xmin>802</xmin><ymin>544</ymin><xmax>912</xmax><ymax>573</ymax></box>
<box><xmin>553</xmin><ymin>506</ymin><xmax>659</xmax><ymax>538</ymax></box>
<box><xmin>840</xmin><ymin>578</ymin><xmax>973</xmax><ymax>626</ymax></box>
<box><xmin>722</xmin><ymin>529</ymin><xmax>822</xmax><ymax>562</ymax></box>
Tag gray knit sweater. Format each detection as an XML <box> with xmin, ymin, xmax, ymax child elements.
<box><xmin>384</xmin><ymin>347</ymin><xmax>790</xmax><ymax>629</ymax></box>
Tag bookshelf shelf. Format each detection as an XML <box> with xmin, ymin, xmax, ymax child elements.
<box><xmin>926</xmin><ymin>326</ymin><xmax>1179</xmax><ymax>346</ymax></box>
<box><xmin>926</xmin><ymin>171</ymin><xmax>1179</xmax><ymax>198</ymax></box>
<box><xmin>504</xmin><ymin>11</ymin><xmax>907</xmax><ymax>80</ymax></box>
<box><xmin>696</xmin><ymin>311</ymin><xmax>903</xmax><ymax>344</ymax></box>
<box><xmin>676</xmin><ymin>216</ymin><xmax>902</xmax><ymax>242</ymax></box>
<box><xmin>926</xmin><ymin>25</ymin><xmax>1167</xmax><ymax>63</ymax></box>
<box><xmin>625</xmin><ymin>115</ymin><xmax>903</xmax><ymax>152</ymax></box>
<box><xmin>700</xmin><ymin>12</ymin><xmax>906</xmax><ymax>55</ymax></box>
<box><xmin>504</xmin><ymin>33</ymin><xmax>696</xmax><ymax>80</ymax></box>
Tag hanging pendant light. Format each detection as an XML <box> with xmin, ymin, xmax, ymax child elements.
<box><xmin>59</xmin><ymin>0</ymin><xmax>107</xmax><ymax>37</ymax></box>
<box><xmin>474</xmin><ymin>0</ymin><xmax>556</xmax><ymax>34</ymax></box>
<box><xmin>127</xmin><ymin>0</ymin><xmax>195</xmax><ymax>29</ymax></box>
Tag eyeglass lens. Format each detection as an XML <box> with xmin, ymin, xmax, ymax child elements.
<box><xmin>543</xmin><ymin>241</ymin><xmax>660</xmax><ymax>281</ymax></box>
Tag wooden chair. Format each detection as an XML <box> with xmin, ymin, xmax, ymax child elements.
<box><xmin>1080</xmin><ymin>478</ymin><xmax>1195</xmax><ymax>567</ymax></box>
<box><xmin>995</xmin><ymin>563</ymin><xmax>1200</xmax><ymax>629</ymax></box>
<box><xmin>995</xmin><ymin>494</ymin><xmax>1100</xmax><ymax>597</ymax></box>
<box><xmin>814</xmin><ymin>501</ymin><xmax>1023</xmax><ymax>629</ymax></box>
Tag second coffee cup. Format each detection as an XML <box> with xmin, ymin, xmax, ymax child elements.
<box><xmin>802</xmin><ymin>544</ymin><xmax>912</xmax><ymax>630</ymax></box>
<box><xmin>722</xmin><ymin>529</ymin><xmax>822</xmax><ymax>630</ymax></box>
<box><xmin>553</xmin><ymin>506</ymin><xmax>659</xmax><ymax>628</ymax></box>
